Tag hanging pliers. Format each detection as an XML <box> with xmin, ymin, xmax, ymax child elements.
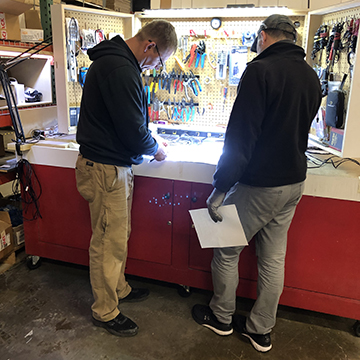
<box><xmin>144</xmin><ymin>75</ymin><xmax>150</xmax><ymax>105</ymax></box>
<box><xmin>187</xmin><ymin>44</ymin><xmax>198</xmax><ymax>67</ymax></box>
<box><xmin>189</xmin><ymin>70</ymin><xmax>202</xmax><ymax>96</ymax></box>
<box><xmin>195</xmin><ymin>40</ymin><xmax>206</xmax><ymax>68</ymax></box>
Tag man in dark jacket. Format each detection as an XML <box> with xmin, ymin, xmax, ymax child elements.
<box><xmin>192</xmin><ymin>14</ymin><xmax>321</xmax><ymax>352</ymax></box>
<box><xmin>75</xmin><ymin>20</ymin><xmax>177</xmax><ymax>337</ymax></box>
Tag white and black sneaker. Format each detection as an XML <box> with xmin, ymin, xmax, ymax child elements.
<box><xmin>191</xmin><ymin>304</ymin><xmax>233</xmax><ymax>336</ymax></box>
<box><xmin>233</xmin><ymin>314</ymin><xmax>272</xmax><ymax>352</ymax></box>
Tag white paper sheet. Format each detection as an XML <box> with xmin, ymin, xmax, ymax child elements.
<box><xmin>189</xmin><ymin>204</ymin><xmax>248</xmax><ymax>249</ymax></box>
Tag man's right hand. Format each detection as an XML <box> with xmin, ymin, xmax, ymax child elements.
<box><xmin>154</xmin><ymin>146</ymin><xmax>167</xmax><ymax>162</ymax></box>
<box><xmin>206</xmin><ymin>188</ymin><xmax>226</xmax><ymax>222</ymax></box>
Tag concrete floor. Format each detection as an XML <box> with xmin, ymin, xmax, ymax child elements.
<box><xmin>1</xmin><ymin>257</ymin><xmax>360</xmax><ymax>360</ymax></box>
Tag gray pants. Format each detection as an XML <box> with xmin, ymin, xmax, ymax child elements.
<box><xmin>210</xmin><ymin>181</ymin><xmax>304</xmax><ymax>334</ymax></box>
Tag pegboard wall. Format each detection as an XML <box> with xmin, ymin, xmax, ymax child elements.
<box><xmin>62</xmin><ymin>10</ymin><xmax>305</xmax><ymax>128</ymax></box>
<box><xmin>309</xmin><ymin>6</ymin><xmax>360</xmax><ymax>111</ymax></box>
<box><xmin>141</xmin><ymin>16</ymin><xmax>306</xmax><ymax>127</ymax></box>
<box><xmin>64</xmin><ymin>9</ymin><xmax>126</xmax><ymax>109</ymax></box>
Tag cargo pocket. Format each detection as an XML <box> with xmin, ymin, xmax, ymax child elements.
<box><xmin>75</xmin><ymin>157</ymin><xmax>95</xmax><ymax>203</ymax></box>
<box><xmin>104</xmin><ymin>165</ymin><xmax>123</xmax><ymax>193</ymax></box>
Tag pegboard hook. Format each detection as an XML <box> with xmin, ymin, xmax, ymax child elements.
<box><xmin>190</xmin><ymin>30</ymin><xmax>197</xmax><ymax>37</ymax></box>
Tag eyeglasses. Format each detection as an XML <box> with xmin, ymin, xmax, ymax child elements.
<box><xmin>149</xmin><ymin>39</ymin><xmax>164</xmax><ymax>68</ymax></box>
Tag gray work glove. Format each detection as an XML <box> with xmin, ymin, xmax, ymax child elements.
<box><xmin>206</xmin><ymin>188</ymin><xmax>226</xmax><ymax>223</ymax></box>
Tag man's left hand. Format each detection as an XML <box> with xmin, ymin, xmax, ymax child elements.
<box><xmin>206</xmin><ymin>188</ymin><xmax>226</xmax><ymax>222</ymax></box>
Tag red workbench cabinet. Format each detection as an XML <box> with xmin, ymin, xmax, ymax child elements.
<box><xmin>23</xmin><ymin>164</ymin><xmax>360</xmax><ymax>325</ymax></box>
<box><xmin>128</xmin><ymin>176</ymin><xmax>174</xmax><ymax>266</ymax></box>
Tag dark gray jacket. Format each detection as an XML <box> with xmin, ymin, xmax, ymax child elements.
<box><xmin>213</xmin><ymin>41</ymin><xmax>322</xmax><ymax>192</ymax></box>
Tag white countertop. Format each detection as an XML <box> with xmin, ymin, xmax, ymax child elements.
<box><xmin>21</xmin><ymin>134</ymin><xmax>360</xmax><ymax>203</ymax></box>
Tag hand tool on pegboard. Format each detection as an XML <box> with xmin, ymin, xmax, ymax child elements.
<box><xmin>195</xmin><ymin>40</ymin><xmax>206</xmax><ymax>69</ymax></box>
<box><xmin>222</xmin><ymin>87</ymin><xmax>228</xmax><ymax>111</ymax></box>
<box><xmin>186</xmin><ymin>44</ymin><xmax>197</xmax><ymax>67</ymax></box>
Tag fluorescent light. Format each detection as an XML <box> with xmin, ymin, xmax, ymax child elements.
<box><xmin>138</xmin><ymin>7</ymin><xmax>296</xmax><ymax>19</ymax></box>
<box><xmin>0</xmin><ymin>51</ymin><xmax>53</xmax><ymax>61</ymax></box>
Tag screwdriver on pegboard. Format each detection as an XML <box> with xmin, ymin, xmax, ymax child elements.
<box><xmin>223</xmin><ymin>87</ymin><xmax>228</xmax><ymax>111</ymax></box>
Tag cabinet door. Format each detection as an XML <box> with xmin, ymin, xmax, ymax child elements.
<box><xmin>279</xmin><ymin>0</ymin><xmax>308</xmax><ymax>9</ymax></box>
<box><xmin>285</xmin><ymin>196</ymin><xmax>360</xmax><ymax>300</ymax></box>
<box><xmin>128</xmin><ymin>176</ymin><xmax>173</xmax><ymax>265</ymax></box>
<box><xmin>191</xmin><ymin>0</ymin><xmax>229</xmax><ymax>7</ymax></box>
<box><xmin>188</xmin><ymin>182</ymin><xmax>214</xmax><ymax>271</ymax></box>
<box><xmin>258</xmin><ymin>0</ymin><xmax>278</xmax><ymax>6</ymax></box>
<box><xmin>239</xmin><ymin>0</ymin><xmax>259</xmax><ymax>6</ymax></box>
<box><xmin>309</xmin><ymin>0</ymin><xmax>340</xmax><ymax>10</ymax></box>
<box><xmin>33</xmin><ymin>165</ymin><xmax>92</xmax><ymax>250</ymax></box>
<box><xmin>188</xmin><ymin>182</ymin><xmax>258</xmax><ymax>281</ymax></box>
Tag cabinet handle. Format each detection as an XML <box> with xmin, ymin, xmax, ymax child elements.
<box><xmin>164</xmin><ymin>192</ymin><xmax>171</xmax><ymax>199</ymax></box>
<box><xmin>191</xmin><ymin>196</ymin><xmax>197</xmax><ymax>202</ymax></box>
<box><xmin>167</xmin><ymin>221</ymin><xmax>172</xmax><ymax>226</ymax></box>
<box><xmin>191</xmin><ymin>224</ymin><xmax>195</xmax><ymax>228</ymax></box>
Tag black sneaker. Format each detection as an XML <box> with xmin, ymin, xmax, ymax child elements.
<box><xmin>119</xmin><ymin>288</ymin><xmax>150</xmax><ymax>303</ymax></box>
<box><xmin>191</xmin><ymin>304</ymin><xmax>233</xmax><ymax>336</ymax></box>
<box><xmin>233</xmin><ymin>314</ymin><xmax>272</xmax><ymax>352</ymax></box>
<box><xmin>92</xmin><ymin>313</ymin><xmax>138</xmax><ymax>337</ymax></box>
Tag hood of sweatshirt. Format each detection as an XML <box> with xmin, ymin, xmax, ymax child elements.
<box><xmin>87</xmin><ymin>36</ymin><xmax>142</xmax><ymax>73</ymax></box>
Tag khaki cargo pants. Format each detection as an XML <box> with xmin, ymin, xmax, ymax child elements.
<box><xmin>75</xmin><ymin>154</ymin><xmax>133</xmax><ymax>322</ymax></box>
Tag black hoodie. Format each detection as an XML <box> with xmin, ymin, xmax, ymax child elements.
<box><xmin>213</xmin><ymin>41</ymin><xmax>322</xmax><ymax>192</ymax></box>
<box><xmin>76</xmin><ymin>36</ymin><xmax>158</xmax><ymax>167</ymax></box>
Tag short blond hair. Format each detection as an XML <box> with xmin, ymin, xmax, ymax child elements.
<box><xmin>136</xmin><ymin>20</ymin><xmax>177</xmax><ymax>54</ymax></box>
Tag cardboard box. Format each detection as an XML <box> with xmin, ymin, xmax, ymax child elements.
<box><xmin>24</xmin><ymin>9</ymin><xmax>42</xmax><ymax>29</ymax></box>
<box><xmin>106</xmin><ymin>0</ymin><xmax>131</xmax><ymax>13</ymax></box>
<box><xmin>160</xmin><ymin>0</ymin><xmax>171</xmax><ymax>8</ymax></box>
<box><xmin>13</xmin><ymin>224</ymin><xmax>24</xmax><ymax>246</ymax></box>
<box><xmin>20</xmin><ymin>28</ymin><xmax>43</xmax><ymax>42</ymax></box>
<box><xmin>0</xmin><ymin>129</ymin><xmax>15</xmax><ymax>157</ymax></box>
<box><xmin>0</xmin><ymin>0</ymin><xmax>32</xmax><ymax>16</ymax></box>
<box><xmin>0</xmin><ymin>12</ymin><xmax>21</xmax><ymax>41</ymax></box>
<box><xmin>0</xmin><ymin>212</ymin><xmax>14</xmax><ymax>261</ymax></box>
<box><xmin>88</xmin><ymin>0</ymin><xmax>104</xmax><ymax>6</ymax></box>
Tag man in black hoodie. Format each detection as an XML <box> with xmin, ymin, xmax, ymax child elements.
<box><xmin>75</xmin><ymin>20</ymin><xmax>177</xmax><ymax>337</ymax></box>
<box><xmin>191</xmin><ymin>15</ymin><xmax>321</xmax><ymax>352</ymax></box>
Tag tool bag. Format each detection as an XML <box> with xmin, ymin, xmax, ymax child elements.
<box><xmin>325</xmin><ymin>74</ymin><xmax>347</xmax><ymax>128</ymax></box>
